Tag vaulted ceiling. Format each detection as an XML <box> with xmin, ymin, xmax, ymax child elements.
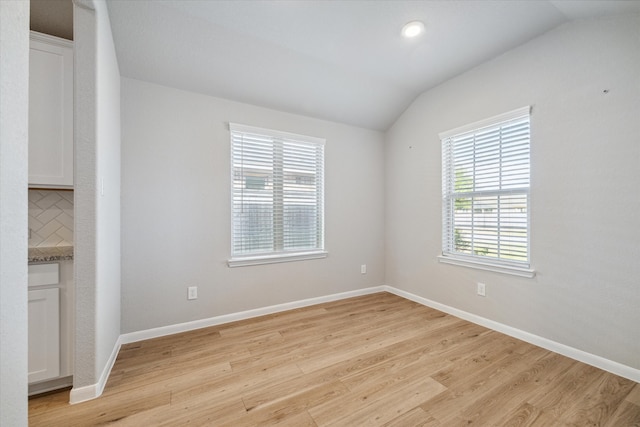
<box><xmin>34</xmin><ymin>0</ymin><xmax>640</xmax><ymax>131</ymax></box>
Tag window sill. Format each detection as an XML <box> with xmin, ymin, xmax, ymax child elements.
<box><xmin>438</xmin><ymin>255</ymin><xmax>535</xmax><ymax>278</ymax></box>
<box><xmin>228</xmin><ymin>251</ymin><xmax>328</xmax><ymax>268</ymax></box>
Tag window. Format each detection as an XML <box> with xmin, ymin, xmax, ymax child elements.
<box><xmin>228</xmin><ymin>123</ymin><xmax>326</xmax><ymax>267</ymax></box>
<box><xmin>439</xmin><ymin>107</ymin><xmax>534</xmax><ymax>277</ymax></box>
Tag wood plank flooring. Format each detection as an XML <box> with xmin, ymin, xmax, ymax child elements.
<box><xmin>29</xmin><ymin>292</ymin><xmax>640</xmax><ymax>426</ymax></box>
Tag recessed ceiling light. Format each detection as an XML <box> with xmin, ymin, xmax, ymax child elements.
<box><xmin>401</xmin><ymin>20</ymin><xmax>425</xmax><ymax>38</ymax></box>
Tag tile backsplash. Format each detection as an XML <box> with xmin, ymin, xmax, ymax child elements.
<box><xmin>28</xmin><ymin>189</ymin><xmax>74</xmax><ymax>247</ymax></box>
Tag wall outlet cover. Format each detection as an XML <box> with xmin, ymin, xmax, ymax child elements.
<box><xmin>477</xmin><ymin>282</ymin><xmax>486</xmax><ymax>297</ymax></box>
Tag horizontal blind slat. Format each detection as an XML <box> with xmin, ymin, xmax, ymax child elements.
<box><xmin>231</xmin><ymin>125</ymin><xmax>325</xmax><ymax>257</ymax></box>
<box><xmin>441</xmin><ymin>110</ymin><xmax>530</xmax><ymax>265</ymax></box>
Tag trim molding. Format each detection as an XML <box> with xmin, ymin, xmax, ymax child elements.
<box><xmin>30</xmin><ymin>30</ymin><xmax>74</xmax><ymax>48</ymax></box>
<box><xmin>120</xmin><ymin>286</ymin><xmax>386</xmax><ymax>345</ymax></box>
<box><xmin>70</xmin><ymin>284</ymin><xmax>639</xmax><ymax>404</ymax></box>
<box><xmin>437</xmin><ymin>255</ymin><xmax>535</xmax><ymax>278</ymax></box>
<box><xmin>228</xmin><ymin>251</ymin><xmax>328</xmax><ymax>268</ymax></box>
<box><xmin>439</xmin><ymin>105</ymin><xmax>530</xmax><ymax>140</ymax></box>
<box><xmin>69</xmin><ymin>335</ymin><xmax>122</xmax><ymax>404</ymax></box>
<box><xmin>28</xmin><ymin>376</ymin><xmax>73</xmax><ymax>397</ymax></box>
<box><xmin>382</xmin><ymin>285</ymin><xmax>640</xmax><ymax>383</ymax></box>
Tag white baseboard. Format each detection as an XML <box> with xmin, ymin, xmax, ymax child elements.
<box><xmin>28</xmin><ymin>375</ymin><xmax>73</xmax><ymax>396</ymax></box>
<box><xmin>68</xmin><ymin>284</ymin><xmax>638</xmax><ymax>404</ymax></box>
<box><xmin>69</xmin><ymin>287</ymin><xmax>384</xmax><ymax>404</ymax></box>
<box><xmin>120</xmin><ymin>286</ymin><xmax>386</xmax><ymax>345</ymax></box>
<box><xmin>383</xmin><ymin>285</ymin><xmax>640</xmax><ymax>383</ymax></box>
<box><xmin>69</xmin><ymin>335</ymin><xmax>122</xmax><ymax>404</ymax></box>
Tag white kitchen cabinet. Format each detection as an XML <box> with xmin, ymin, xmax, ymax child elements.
<box><xmin>28</xmin><ymin>287</ymin><xmax>60</xmax><ymax>383</ymax></box>
<box><xmin>29</xmin><ymin>31</ymin><xmax>74</xmax><ymax>189</ymax></box>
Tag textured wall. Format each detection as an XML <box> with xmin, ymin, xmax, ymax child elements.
<box><xmin>73</xmin><ymin>0</ymin><xmax>98</xmax><ymax>392</ymax></box>
<box><xmin>385</xmin><ymin>14</ymin><xmax>640</xmax><ymax>370</ymax></box>
<box><xmin>72</xmin><ymin>0</ymin><xmax>121</xmax><ymax>397</ymax></box>
<box><xmin>120</xmin><ymin>77</ymin><xmax>385</xmax><ymax>333</ymax></box>
<box><xmin>0</xmin><ymin>1</ymin><xmax>29</xmax><ymax>425</ymax></box>
<box><xmin>93</xmin><ymin>0</ymin><xmax>121</xmax><ymax>388</ymax></box>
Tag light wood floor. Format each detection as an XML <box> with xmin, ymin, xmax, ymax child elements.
<box><xmin>30</xmin><ymin>292</ymin><xmax>640</xmax><ymax>426</ymax></box>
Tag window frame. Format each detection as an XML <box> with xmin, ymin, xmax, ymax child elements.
<box><xmin>438</xmin><ymin>106</ymin><xmax>535</xmax><ymax>278</ymax></box>
<box><xmin>227</xmin><ymin>123</ymin><xmax>327</xmax><ymax>267</ymax></box>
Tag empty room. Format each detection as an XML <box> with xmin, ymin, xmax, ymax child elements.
<box><xmin>2</xmin><ymin>0</ymin><xmax>639</xmax><ymax>426</ymax></box>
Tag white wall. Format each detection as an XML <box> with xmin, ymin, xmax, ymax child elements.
<box><xmin>94</xmin><ymin>0</ymin><xmax>121</xmax><ymax>388</ymax></box>
<box><xmin>0</xmin><ymin>1</ymin><xmax>29</xmax><ymax>425</ymax></box>
<box><xmin>120</xmin><ymin>77</ymin><xmax>385</xmax><ymax>333</ymax></box>
<box><xmin>72</xmin><ymin>0</ymin><xmax>121</xmax><ymax>399</ymax></box>
<box><xmin>385</xmin><ymin>14</ymin><xmax>640</xmax><ymax>370</ymax></box>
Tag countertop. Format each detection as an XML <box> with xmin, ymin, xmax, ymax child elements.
<box><xmin>28</xmin><ymin>246</ymin><xmax>73</xmax><ymax>263</ymax></box>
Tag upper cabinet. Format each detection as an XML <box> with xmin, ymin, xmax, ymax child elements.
<box><xmin>29</xmin><ymin>32</ymin><xmax>74</xmax><ymax>189</ymax></box>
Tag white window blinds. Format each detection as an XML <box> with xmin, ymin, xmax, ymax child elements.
<box><xmin>440</xmin><ymin>107</ymin><xmax>531</xmax><ymax>269</ymax></box>
<box><xmin>230</xmin><ymin>123</ymin><xmax>325</xmax><ymax>260</ymax></box>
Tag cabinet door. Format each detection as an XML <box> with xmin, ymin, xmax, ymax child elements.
<box><xmin>28</xmin><ymin>288</ymin><xmax>60</xmax><ymax>383</ymax></box>
<box><xmin>29</xmin><ymin>32</ymin><xmax>73</xmax><ymax>188</ymax></box>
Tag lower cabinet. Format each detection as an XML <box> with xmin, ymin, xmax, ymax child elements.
<box><xmin>28</xmin><ymin>288</ymin><xmax>60</xmax><ymax>383</ymax></box>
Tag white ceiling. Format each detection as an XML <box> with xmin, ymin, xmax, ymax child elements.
<box><xmin>106</xmin><ymin>0</ymin><xmax>640</xmax><ymax>131</ymax></box>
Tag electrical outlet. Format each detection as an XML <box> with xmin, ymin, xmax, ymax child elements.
<box><xmin>188</xmin><ymin>286</ymin><xmax>198</xmax><ymax>300</ymax></box>
<box><xmin>477</xmin><ymin>282</ymin><xmax>486</xmax><ymax>297</ymax></box>
<box><xmin>361</xmin><ymin>264</ymin><xmax>367</xmax><ymax>274</ymax></box>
